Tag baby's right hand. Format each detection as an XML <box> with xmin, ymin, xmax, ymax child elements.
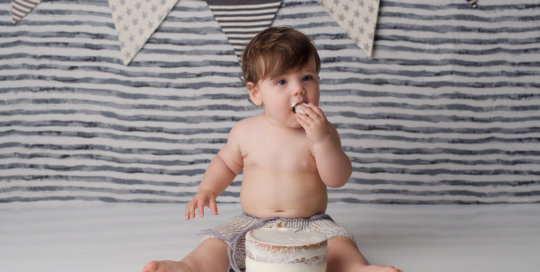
<box><xmin>185</xmin><ymin>189</ymin><xmax>218</xmax><ymax>220</ymax></box>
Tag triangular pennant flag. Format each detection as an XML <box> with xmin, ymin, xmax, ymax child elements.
<box><xmin>206</xmin><ymin>0</ymin><xmax>282</xmax><ymax>62</ymax></box>
<box><xmin>318</xmin><ymin>0</ymin><xmax>380</xmax><ymax>57</ymax></box>
<box><xmin>466</xmin><ymin>0</ymin><xmax>477</xmax><ymax>8</ymax></box>
<box><xmin>109</xmin><ymin>0</ymin><xmax>179</xmax><ymax>65</ymax></box>
<box><xmin>12</xmin><ymin>0</ymin><xmax>41</xmax><ymax>24</ymax></box>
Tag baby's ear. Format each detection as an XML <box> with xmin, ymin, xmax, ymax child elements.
<box><xmin>247</xmin><ymin>82</ymin><xmax>263</xmax><ymax>106</ymax></box>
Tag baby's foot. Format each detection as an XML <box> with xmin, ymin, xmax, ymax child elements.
<box><xmin>358</xmin><ymin>264</ymin><xmax>403</xmax><ymax>272</ymax></box>
<box><xmin>141</xmin><ymin>260</ymin><xmax>192</xmax><ymax>272</ymax></box>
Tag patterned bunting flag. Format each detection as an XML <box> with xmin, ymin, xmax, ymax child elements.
<box><xmin>466</xmin><ymin>0</ymin><xmax>477</xmax><ymax>8</ymax></box>
<box><xmin>206</xmin><ymin>0</ymin><xmax>282</xmax><ymax>61</ymax></box>
<box><xmin>109</xmin><ymin>0</ymin><xmax>179</xmax><ymax>65</ymax></box>
<box><xmin>11</xmin><ymin>0</ymin><xmax>41</xmax><ymax>23</ymax></box>
<box><xmin>317</xmin><ymin>0</ymin><xmax>380</xmax><ymax>57</ymax></box>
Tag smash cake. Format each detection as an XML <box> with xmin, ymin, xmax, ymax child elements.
<box><xmin>245</xmin><ymin>223</ymin><xmax>328</xmax><ymax>272</ymax></box>
<box><xmin>292</xmin><ymin>102</ymin><xmax>310</xmax><ymax>115</ymax></box>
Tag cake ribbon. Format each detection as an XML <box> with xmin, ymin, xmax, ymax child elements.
<box><xmin>198</xmin><ymin>213</ymin><xmax>334</xmax><ymax>272</ymax></box>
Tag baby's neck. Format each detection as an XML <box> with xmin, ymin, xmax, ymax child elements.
<box><xmin>261</xmin><ymin>113</ymin><xmax>302</xmax><ymax>131</ymax></box>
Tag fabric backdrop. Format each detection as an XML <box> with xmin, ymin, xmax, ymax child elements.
<box><xmin>1</xmin><ymin>0</ymin><xmax>539</xmax><ymax>204</ymax></box>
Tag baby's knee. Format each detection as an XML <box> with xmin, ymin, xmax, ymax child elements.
<box><xmin>183</xmin><ymin>238</ymin><xmax>230</xmax><ymax>271</ymax></box>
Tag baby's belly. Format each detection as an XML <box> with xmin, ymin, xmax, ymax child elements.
<box><xmin>240</xmin><ymin>170</ymin><xmax>328</xmax><ymax>219</ymax></box>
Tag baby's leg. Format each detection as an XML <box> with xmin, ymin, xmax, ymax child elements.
<box><xmin>327</xmin><ymin>237</ymin><xmax>403</xmax><ymax>272</ymax></box>
<box><xmin>141</xmin><ymin>238</ymin><xmax>229</xmax><ymax>272</ymax></box>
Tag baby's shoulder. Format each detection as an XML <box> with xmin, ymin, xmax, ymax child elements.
<box><xmin>228</xmin><ymin>115</ymin><xmax>263</xmax><ymax>140</ymax></box>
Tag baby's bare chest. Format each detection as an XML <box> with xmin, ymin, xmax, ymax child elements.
<box><xmin>242</xmin><ymin>132</ymin><xmax>316</xmax><ymax>173</ymax></box>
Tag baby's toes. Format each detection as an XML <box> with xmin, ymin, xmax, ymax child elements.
<box><xmin>377</xmin><ymin>265</ymin><xmax>402</xmax><ymax>272</ymax></box>
<box><xmin>141</xmin><ymin>261</ymin><xmax>161</xmax><ymax>272</ymax></box>
<box><xmin>359</xmin><ymin>264</ymin><xmax>403</xmax><ymax>272</ymax></box>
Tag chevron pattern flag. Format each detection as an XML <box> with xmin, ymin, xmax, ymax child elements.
<box><xmin>11</xmin><ymin>0</ymin><xmax>41</xmax><ymax>23</ymax></box>
<box><xmin>206</xmin><ymin>0</ymin><xmax>282</xmax><ymax>61</ymax></box>
<box><xmin>466</xmin><ymin>0</ymin><xmax>477</xmax><ymax>8</ymax></box>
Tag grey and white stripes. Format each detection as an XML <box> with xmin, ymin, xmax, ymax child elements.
<box><xmin>206</xmin><ymin>0</ymin><xmax>282</xmax><ymax>60</ymax></box>
<box><xmin>11</xmin><ymin>0</ymin><xmax>41</xmax><ymax>23</ymax></box>
<box><xmin>1</xmin><ymin>0</ymin><xmax>540</xmax><ymax>204</ymax></box>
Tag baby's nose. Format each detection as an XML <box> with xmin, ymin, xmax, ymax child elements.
<box><xmin>292</xmin><ymin>85</ymin><xmax>306</xmax><ymax>96</ymax></box>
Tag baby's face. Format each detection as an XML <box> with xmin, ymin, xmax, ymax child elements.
<box><xmin>252</xmin><ymin>59</ymin><xmax>320</xmax><ymax>128</ymax></box>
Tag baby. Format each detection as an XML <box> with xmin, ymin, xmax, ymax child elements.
<box><xmin>142</xmin><ymin>27</ymin><xmax>402</xmax><ymax>272</ymax></box>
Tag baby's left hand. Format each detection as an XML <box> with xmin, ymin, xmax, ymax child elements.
<box><xmin>296</xmin><ymin>103</ymin><xmax>330</xmax><ymax>145</ymax></box>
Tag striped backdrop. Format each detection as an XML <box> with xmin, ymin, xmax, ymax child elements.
<box><xmin>1</xmin><ymin>0</ymin><xmax>539</xmax><ymax>204</ymax></box>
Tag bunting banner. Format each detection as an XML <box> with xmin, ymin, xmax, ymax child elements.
<box><xmin>466</xmin><ymin>0</ymin><xmax>477</xmax><ymax>8</ymax></box>
<box><xmin>206</xmin><ymin>0</ymin><xmax>282</xmax><ymax>61</ymax></box>
<box><xmin>12</xmin><ymin>0</ymin><xmax>386</xmax><ymax>63</ymax></box>
<box><xmin>11</xmin><ymin>0</ymin><xmax>41</xmax><ymax>23</ymax></box>
<box><xmin>108</xmin><ymin>0</ymin><xmax>179</xmax><ymax>65</ymax></box>
<box><xmin>317</xmin><ymin>0</ymin><xmax>380</xmax><ymax>57</ymax></box>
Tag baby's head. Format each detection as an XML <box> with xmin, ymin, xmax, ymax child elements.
<box><xmin>241</xmin><ymin>27</ymin><xmax>321</xmax><ymax>104</ymax></box>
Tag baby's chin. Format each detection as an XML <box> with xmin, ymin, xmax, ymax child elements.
<box><xmin>290</xmin><ymin>119</ymin><xmax>303</xmax><ymax>128</ymax></box>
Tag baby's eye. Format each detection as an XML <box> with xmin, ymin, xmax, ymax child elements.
<box><xmin>276</xmin><ymin>79</ymin><xmax>286</xmax><ymax>85</ymax></box>
<box><xmin>302</xmin><ymin>76</ymin><xmax>312</xmax><ymax>81</ymax></box>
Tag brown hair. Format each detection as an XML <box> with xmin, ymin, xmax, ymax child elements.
<box><xmin>240</xmin><ymin>27</ymin><xmax>321</xmax><ymax>104</ymax></box>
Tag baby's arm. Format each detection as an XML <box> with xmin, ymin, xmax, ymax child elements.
<box><xmin>184</xmin><ymin>124</ymin><xmax>244</xmax><ymax>220</ymax></box>
<box><xmin>313</xmin><ymin>123</ymin><xmax>352</xmax><ymax>187</ymax></box>
<box><xmin>296</xmin><ymin>103</ymin><xmax>352</xmax><ymax>188</ymax></box>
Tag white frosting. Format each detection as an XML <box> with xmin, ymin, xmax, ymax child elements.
<box><xmin>245</xmin><ymin>227</ymin><xmax>327</xmax><ymax>271</ymax></box>
<box><xmin>249</xmin><ymin>227</ymin><xmax>326</xmax><ymax>246</ymax></box>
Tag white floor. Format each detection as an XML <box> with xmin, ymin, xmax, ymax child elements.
<box><xmin>1</xmin><ymin>202</ymin><xmax>539</xmax><ymax>272</ymax></box>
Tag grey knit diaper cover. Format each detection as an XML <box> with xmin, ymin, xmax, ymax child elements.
<box><xmin>199</xmin><ymin>213</ymin><xmax>355</xmax><ymax>271</ymax></box>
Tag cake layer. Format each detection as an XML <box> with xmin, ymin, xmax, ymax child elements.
<box><xmin>245</xmin><ymin>258</ymin><xmax>326</xmax><ymax>272</ymax></box>
<box><xmin>245</xmin><ymin>227</ymin><xmax>327</xmax><ymax>265</ymax></box>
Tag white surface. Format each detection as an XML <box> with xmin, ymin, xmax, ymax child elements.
<box><xmin>1</xmin><ymin>202</ymin><xmax>539</xmax><ymax>272</ymax></box>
